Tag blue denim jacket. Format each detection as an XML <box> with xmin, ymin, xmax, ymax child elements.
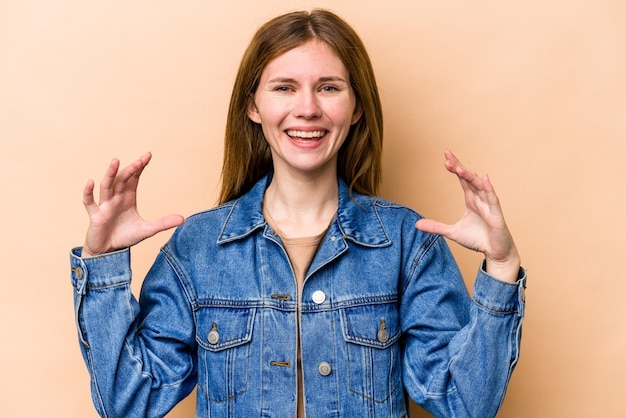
<box><xmin>70</xmin><ymin>175</ymin><xmax>526</xmax><ymax>418</ymax></box>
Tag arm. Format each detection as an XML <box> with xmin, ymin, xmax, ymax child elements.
<box><xmin>71</xmin><ymin>248</ymin><xmax>197</xmax><ymax>417</ymax></box>
<box><xmin>400</xmin><ymin>233</ymin><xmax>525</xmax><ymax>418</ymax></box>
<box><xmin>72</xmin><ymin>154</ymin><xmax>192</xmax><ymax>416</ymax></box>
<box><xmin>404</xmin><ymin>151</ymin><xmax>525</xmax><ymax>416</ymax></box>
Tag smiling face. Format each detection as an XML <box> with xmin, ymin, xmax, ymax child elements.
<box><xmin>247</xmin><ymin>40</ymin><xmax>363</xmax><ymax>179</ymax></box>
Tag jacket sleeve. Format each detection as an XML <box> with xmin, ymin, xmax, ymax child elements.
<box><xmin>400</xmin><ymin>234</ymin><xmax>526</xmax><ymax>418</ymax></box>
<box><xmin>70</xmin><ymin>247</ymin><xmax>197</xmax><ymax>418</ymax></box>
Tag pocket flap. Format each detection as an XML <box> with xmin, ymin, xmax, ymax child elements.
<box><xmin>340</xmin><ymin>303</ymin><xmax>400</xmax><ymax>349</ymax></box>
<box><xmin>196</xmin><ymin>307</ymin><xmax>255</xmax><ymax>351</ymax></box>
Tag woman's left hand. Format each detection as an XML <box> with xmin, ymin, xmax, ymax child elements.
<box><xmin>415</xmin><ymin>150</ymin><xmax>521</xmax><ymax>283</ymax></box>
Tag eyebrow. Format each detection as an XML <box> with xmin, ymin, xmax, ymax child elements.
<box><xmin>266</xmin><ymin>76</ymin><xmax>348</xmax><ymax>84</ymax></box>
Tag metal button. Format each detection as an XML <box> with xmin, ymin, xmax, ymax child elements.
<box><xmin>311</xmin><ymin>290</ymin><xmax>326</xmax><ymax>304</ymax></box>
<box><xmin>74</xmin><ymin>266</ymin><xmax>83</xmax><ymax>280</ymax></box>
<box><xmin>208</xmin><ymin>331</ymin><xmax>219</xmax><ymax>345</ymax></box>
<box><xmin>318</xmin><ymin>361</ymin><xmax>332</xmax><ymax>376</ymax></box>
<box><xmin>208</xmin><ymin>323</ymin><xmax>219</xmax><ymax>345</ymax></box>
<box><xmin>377</xmin><ymin>320</ymin><xmax>389</xmax><ymax>343</ymax></box>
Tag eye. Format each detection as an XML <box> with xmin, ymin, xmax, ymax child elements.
<box><xmin>320</xmin><ymin>85</ymin><xmax>339</xmax><ymax>93</ymax></box>
<box><xmin>273</xmin><ymin>85</ymin><xmax>292</xmax><ymax>92</ymax></box>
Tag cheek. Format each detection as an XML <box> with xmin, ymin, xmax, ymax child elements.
<box><xmin>336</xmin><ymin>95</ymin><xmax>357</xmax><ymax>115</ymax></box>
<box><xmin>256</xmin><ymin>100</ymin><xmax>289</xmax><ymax>126</ymax></box>
<box><xmin>331</xmin><ymin>102</ymin><xmax>358</xmax><ymax>127</ymax></box>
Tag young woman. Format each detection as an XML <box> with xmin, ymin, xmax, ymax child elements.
<box><xmin>71</xmin><ymin>9</ymin><xmax>525</xmax><ymax>418</ymax></box>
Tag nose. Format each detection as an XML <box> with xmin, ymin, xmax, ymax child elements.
<box><xmin>294</xmin><ymin>90</ymin><xmax>321</xmax><ymax>119</ymax></box>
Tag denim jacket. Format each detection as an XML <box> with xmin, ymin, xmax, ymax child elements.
<box><xmin>70</xmin><ymin>175</ymin><xmax>526</xmax><ymax>418</ymax></box>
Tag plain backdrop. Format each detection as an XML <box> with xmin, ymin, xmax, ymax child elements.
<box><xmin>1</xmin><ymin>1</ymin><xmax>625</xmax><ymax>417</ymax></box>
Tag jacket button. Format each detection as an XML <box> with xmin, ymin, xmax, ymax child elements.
<box><xmin>208</xmin><ymin>323</ymin><xmax>219</xmax><ymax>345</ymax></box>
<box><xmin>377</xmin><ymin>328</ymin><xmax>389</xmax><ymax>343</ymax></box>
<box><xmin>317</xmin><ymin>362</ymin><xmax>332</xmax><ymax>376</ymax></box>
<box><xmin>311</xmin><ymin>290</ymin><xmax>326</xmax><ymax>304</ymax></box>
<box><xmin>208</xmin><ymin>331</ymin><xmax>219</xmax><ymax>345</ymax></box>
<box><xmin>74</xmin><ymin>266</ymin><xmax>83</xmax><ymax>280</ymax></box>
<box><xmin>377</xmin><ymin>320</ymin><xmax>389</xmax><ymax>343</ymax></box>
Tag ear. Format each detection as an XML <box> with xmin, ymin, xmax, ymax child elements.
<box><xmin>351</xmin><ymin>101</ymin><xmax>363</xmax><ymax>125</ymax></box>
<box><xmin>247</xmin><ymin>95</ymin><xmax>262</xmax><ymax>124</ymax></box>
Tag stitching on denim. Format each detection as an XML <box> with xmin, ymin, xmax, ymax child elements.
<box><xmin>332</xmin><ymin>294</ymin><xmax>398</xmax><ymax>308</ymax></box>
<box><xmin>472</xmin><ymin>298</ymin><xmax>518</xmax><ymax>315</ymax></box>
<box><xmin>161</xmin><ymin>247</ymin><xmax>198</xmax><ymax>308</ymax></box>
<box><xmin>196</xmin><ymin>308</ymin><xmax>256</xmax><ymax>351</ymax></box>
<box><xmin>78</xmin><ymin>280</ymin><xmax>130</xmax><ymax>291</ymax></box>
<box><xmin>402</xmin><ymin>233</ymin><xmax>441</xmax><ymax>295</ymax></box>
<box><xmin>493</xmin><ymin>316</ymin><xmax>523</xmax><ymax>416</ymax></box>
<box><xmin>346</xmin><ymin>343</ymin><xmax>401</xmax><ymax>403</ymax></box>
<box><xmin>206</xmin><ymin>345</ymin><xmax>250</xmax><ymax>402</ymax></box>
<box><xmin>330</xmin><ymin>297</ymin><xmax>341</xmax><ymax>414</ymax></box>
<box><xmin>85</xmin><ymin>348</ymin><xmax>109</xmax><ymax>418</ymax></box>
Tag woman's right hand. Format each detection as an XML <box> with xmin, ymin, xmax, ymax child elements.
<box><xmin>81</xmin><ymin>152</ymin><xmax>185</xmax><ymax>257</ymax></box>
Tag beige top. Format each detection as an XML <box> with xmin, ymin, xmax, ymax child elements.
<box><xmin>280</xmin><ymin>234</ymin><xmax>324</xmax><ymax>292</ymax></box>
<box><xmin>263</xmin><ymin>206</ymin><xmax>327</xmax><ymax>418</ymax></box>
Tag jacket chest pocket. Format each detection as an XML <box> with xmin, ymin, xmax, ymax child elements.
<box><xmin>340</xmin><ymin>302</ymin><xmax>401</xmax><ymax>403</ymax></box>
<box><xmin>195</xmin><ymin>306</ymin><xmax>256</xmax><ymax>402</ymax></box>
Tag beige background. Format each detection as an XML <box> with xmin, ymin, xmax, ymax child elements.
<box><xmin>1</xmin><ymin>1</ymin><xmax>625</xmax><ymax>416</ymax></box>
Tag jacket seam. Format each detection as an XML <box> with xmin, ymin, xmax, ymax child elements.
<box><xmin>402</xmin><ymin>233</ymin><xmax>441</xmax><ymax>295</ymax></box>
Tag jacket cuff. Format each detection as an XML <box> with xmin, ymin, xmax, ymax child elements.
<box><xmin>70</xmin><ymin>247</ymin><xmax>132</xmax><ymax>294</ymax></box>
<box><xmin>473</xmin><ymin>261</ymin><xmax>526</xmax><ymax>317</ymax></box>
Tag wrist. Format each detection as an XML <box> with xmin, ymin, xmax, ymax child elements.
<box><xmin>81</xmin><ymin>246</ymin><xmax>93</xmax><ymax>258</ymax></box>
<box><xmin>484</xmin><ymin>253</ymin><xmax>521</xmax><ymax>283</ymax></box>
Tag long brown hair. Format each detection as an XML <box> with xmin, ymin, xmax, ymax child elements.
<box><xmin>219</xmin><ymin>9</ymin><xmax>383</xmax><ymax>204</ymax></box>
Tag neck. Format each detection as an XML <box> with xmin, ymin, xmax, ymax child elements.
<box><xmin>264</xmin><ymin>170</ymin><xmax>339</xmax><ymax>238</ymax></box>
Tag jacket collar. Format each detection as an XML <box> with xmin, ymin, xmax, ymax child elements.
<box><xmin>217</xmin><ymin>174</ymin><xmax>391</xmax><ymax>248</ymax></box>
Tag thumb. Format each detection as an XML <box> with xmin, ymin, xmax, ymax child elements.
<box><xmin>145</xmin><ymin>214</ymin><xmax>185</xmax><ymax>237</ymax></box>
<box><xmin>415</xmin><ymin>218</ymin><xmax>451</xmax><ymax>236</ymax></box>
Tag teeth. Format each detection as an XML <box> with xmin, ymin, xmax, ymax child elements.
<box><xmin>286</xmin><ymin>130</ymin><xmax>326</xmax><ymax>139</ymax></box>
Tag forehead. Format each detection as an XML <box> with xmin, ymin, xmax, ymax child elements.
<box><xmin>261</xmin><ymin>40</ymin><xmax>348</xmax><ymax>80</ymax></box>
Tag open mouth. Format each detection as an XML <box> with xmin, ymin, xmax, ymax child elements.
<box><xmin>286</xmin><ymin>129</ymin><xmax>327</xmax><ymax>142</ymax></box>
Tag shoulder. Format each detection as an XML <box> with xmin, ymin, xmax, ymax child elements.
<box><xmin>361</xmin><ymin>194</ymin><xmax>424</xmax><ymax>224</ymax></box>
<box><xmin>181</xmin><ymin>202</ymin><xmax>235</xmax><ymax>232</ymax></box>
<box><xmin>339</xmin><ymin>190</ymin><xmax>431</xmax><ymax>249</ymax></box>
<box><xmin>164</xmin><ymin>202</ymin><xmax>236</xmax><ymax>252</ymax></box>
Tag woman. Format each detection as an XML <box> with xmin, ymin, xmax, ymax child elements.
<box><xmin>71</xmin><ymin>9</ymin><xmax>525</xmax><ymax>418</ymax></box>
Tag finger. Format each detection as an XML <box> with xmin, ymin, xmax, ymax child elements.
<box><xmin>415</xmin><ymin>218</ymin><xmax>452</xmax><ymax>237</ymax></box>
<box><xmin>482</xmin><ymin>174</ymin><xmax>499</xmax><ymax>203</ymax></box>
<box><xmin>444</xmin><ymin>150</ymin><xmax>484</xmax><ymax>191</ymax></box>
<box><xmin>144</xmin><ymin>214</ymin><xmax>185</xmax><ymax>237</ymax></box>
<box><xmin>128</xmin><ymin>152</ymin><xmax>152</xmax><ymax>188</ymax></box>
<box><xmin>113</xmin><ymin>152</ymin><xmax>152</xmax><ymax>195</ymax></box>
<box><xmin>443</xmin><ymin>149</ymin><xmax>458</xmax><ymax>166</ymax></box>
<box><xmin>446</xmin><ymin>161</ymin><xmax>482</xmax><ymax>189</ymax></box>
<box><xmin>481</xmin><ymin>174</ymin><xmax>506</xmax><ymax>217</ymax></box>
<box><xmin>83</xmin><ymin>179</ymin><xmax>98</xmax><ymax>215</ymax></box>
<box><xmin>443</xmin><ymin>150</ymin><xmax>464</xmax><ymax>176</ymax></box>
<box><xmin>99</xmin><ymin>158</ymin><xmax>121</xmax><ymax>202</ymax></box>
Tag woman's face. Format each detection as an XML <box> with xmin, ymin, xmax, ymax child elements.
<box><xmin>248</xmin><ymin>39</ymin><xmax>362</xmax><ymax>178</ymax></box>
